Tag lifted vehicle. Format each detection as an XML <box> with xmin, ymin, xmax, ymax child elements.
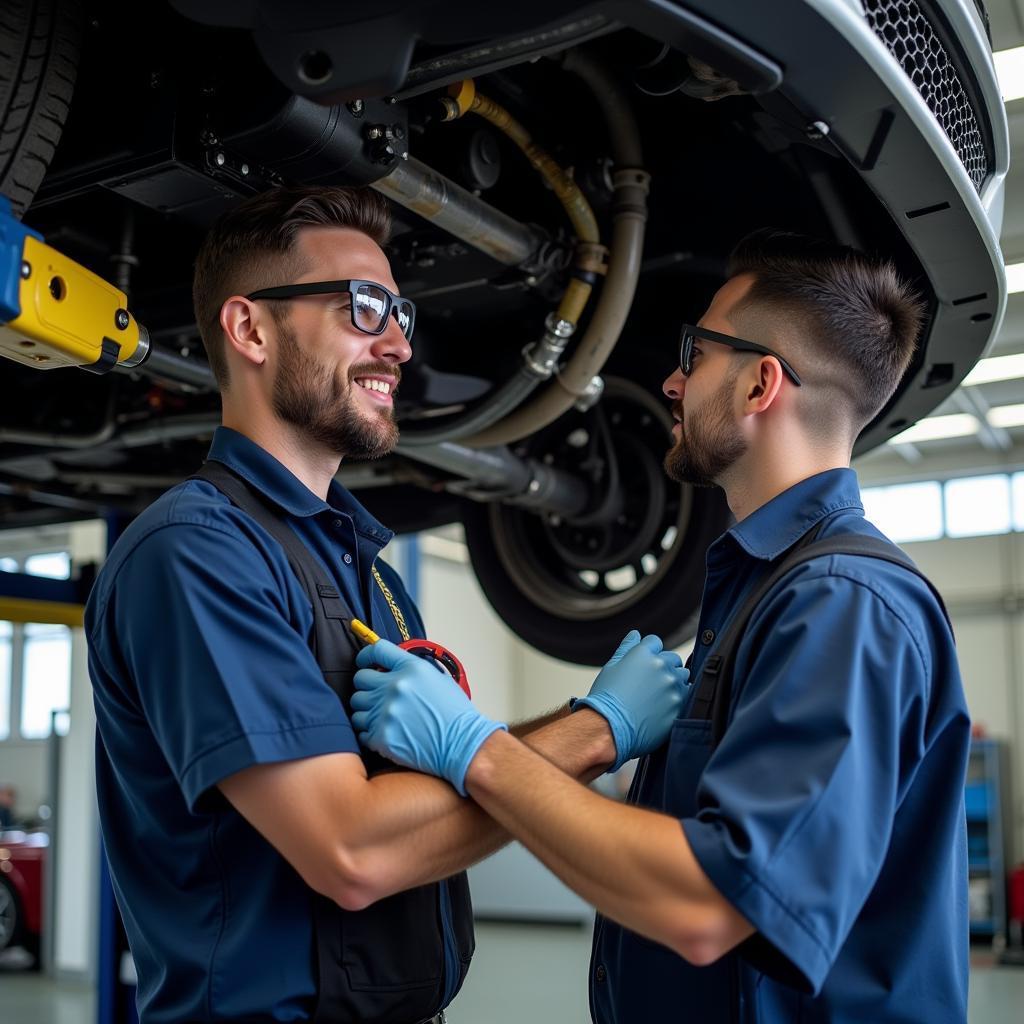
<box><xmin>0</xmin><ymin>0</ymin><xmax>1009</xmax><ymax>664</ymax></box>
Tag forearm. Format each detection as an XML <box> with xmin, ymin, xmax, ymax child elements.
<box><xmin>509</xmin><ymin>702</ymin><xmax>570</xmax><ymax>738</ymax></box>
<box><xmin>464</xmin><ymin>730</ymin><xmax>740</xmax><ymax>957</ymax></box>
<box><xmin>352</xmin><ymin>708</ymin><xmax>614</xmax><ymax>896</ymax></box>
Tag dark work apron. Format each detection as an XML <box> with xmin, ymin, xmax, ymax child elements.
<box><xmin>194</xmin><ymin>461</ymin><xmax>474</xmax><ymax>1024</ymax></box>
<box><xmin>590</xmin><ymin>525</ymin><xmax>951</xmax><ymax>1024</ymax></box>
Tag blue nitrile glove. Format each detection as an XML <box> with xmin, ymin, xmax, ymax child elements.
<box><xmin>350</xmin><ymin>639</ymin><xmax>507</xmax><ymax>795</ymax></box>
<box><xmin>572</xmin><ymin>630</ymin><xmax>689</xmax><ymax>770</ymax></box>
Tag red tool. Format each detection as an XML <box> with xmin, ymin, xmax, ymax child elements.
<box><xmin>350</xmin><ymin>618</ymin><xmax>471</xmax><ymax>698</ymax></box>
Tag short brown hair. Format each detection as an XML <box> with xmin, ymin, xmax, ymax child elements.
<box><xmin>727</xmin><ymin>229</ymin><xmax>925</xmax><ymax>439</ymax></box>
<box><xmin>192</xmin><ymin>185</ymin><xmax>392</xmax><ymax>389</ymax></box>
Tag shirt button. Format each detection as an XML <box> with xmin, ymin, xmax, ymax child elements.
<box><xmin>343</xmin><ymin>553</ymin><xmax>353</xmax><ymax>565</ymax></box>
<box><xmin>595</xmin><ymin>964</ymin><xmax>607</xmax><ymax>983</ymax></box>
<box><xmin>333</xmin><ymin>519</ymin><xmax>343</xmax><ymax>528</ymax></box>
<box><xmin>701</xmin><ymin>629</ymin><xmax>715</xmax><ymax>645</ymax></box>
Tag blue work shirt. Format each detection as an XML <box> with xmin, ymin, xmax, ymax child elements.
<box><xmin>86</xmin><ymin>427</ymin><xmax>425</xmax><ymax>1023</ymax></box>
<box><xmin>592</xmin><ymin>468</ymin><xmax>970</xmax><ymax>1024</ymax></box>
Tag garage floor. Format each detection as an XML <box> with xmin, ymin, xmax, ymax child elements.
<box><xmin>3</xmin><ymin>926</ymin><xmax>1023</xmax><ymax>1023</ymax></box>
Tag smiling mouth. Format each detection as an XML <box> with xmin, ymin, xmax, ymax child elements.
<box><xmin>354</xmin><ymin>378</ymin><xmax>393</xmax><ymax>398</ymax></box>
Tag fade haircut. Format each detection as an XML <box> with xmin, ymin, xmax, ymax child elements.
<box><xmin>192</xmin><ymin>185</ymin><xmax>392</xmax><ymax>389</ymax></box>
<box><xmin>726</xmin><ymin>229</ymin><xmax>926</xmax><ymax>440</ymax></box>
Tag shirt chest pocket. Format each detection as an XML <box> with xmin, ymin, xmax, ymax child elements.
<box><xmin>645</xmin><ymin>717</ymin><xmax>716</xmax><ymax>820</ymax></box>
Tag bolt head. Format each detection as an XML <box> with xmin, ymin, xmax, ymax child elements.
<box><xmin>240</xmin><ymin>163</ymin><xmax>250</xmax><ymax>175</ymax></box>
<box><xmin>20</xmin><ymin>261</ymin><xmax>31</xmax><ymax>279</ymax></box>
<box><xmin>805</xmin><ymin>120</ymin><xmax>830</xmax><ymax>140</ymax></box>
<box><xmin>214</xmin><ymin>151</ymin><xmax>226</xmax><ymax>166</ymax></box>
<box><xmin>114</xmin><ymin>309</ymin><xmax>130</xmax><ymax>330</ymax></box>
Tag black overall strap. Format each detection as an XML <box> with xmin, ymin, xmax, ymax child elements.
<box><xmin>691</xmin><ymin>530</ymin><xmax>953</xmax><ymax>748</ymax></box>
<box><xmin>191</xmin><ymin>460</ymin><xmax>360</xmax><ymax>701</ymax></box>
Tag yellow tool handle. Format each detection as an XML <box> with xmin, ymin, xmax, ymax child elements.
<box><xmin>350</xmin><ymin>618</ymin><xmax>381</xmax><ymax>645</ymax></box>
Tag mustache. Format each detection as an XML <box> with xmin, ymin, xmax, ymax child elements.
<box><xmin>670</xmin><ymin>401</ymin><xmax>683</xmax><ymax>422</ymax></box>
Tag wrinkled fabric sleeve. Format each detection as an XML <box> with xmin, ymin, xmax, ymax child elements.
<box><xmin>681</xmin><ymin>567</ymin><xmax>930</xmax><ymax>994</ymax></box>
<box><xmin>105</xmin><ymin>521</ymin><xmax>359</xmax><ymax>811</ymax></box>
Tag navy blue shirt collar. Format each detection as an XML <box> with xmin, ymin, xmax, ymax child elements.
<box><xmin>718</xmin><ymin>468</ymin><xmax>863</xmax><ymax>563</ymax></box>
<box><xmin>207</xmin><ymin>426</ymin><xmax>394</xmax><ymax>545</ymax></box>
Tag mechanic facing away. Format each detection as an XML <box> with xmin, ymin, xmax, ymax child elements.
<box><xmin>351</xmin><ymin>231</ymin><xmax>971</xmax><ymax>1023</ymax></box>
<box><xmin>84</xmin><ymin>185</ymin><xmax>690</xmax><ymax>1024</ymax></box>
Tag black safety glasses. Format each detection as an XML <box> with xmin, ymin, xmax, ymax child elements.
<box><xmin>679</xmin><ymin>323</ymin><xmax>802</xmax><ymax>386</ymax></box>
<box><xmin>246</xmin><ymin>279</ymin><xmax>417</xmax><ymax>341</ymax></box>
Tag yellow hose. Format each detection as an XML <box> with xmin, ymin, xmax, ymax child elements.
<box><xmin>467</xmin><ymin>91</ymin><xmax>600</xmax><ymax>245</ymax></box>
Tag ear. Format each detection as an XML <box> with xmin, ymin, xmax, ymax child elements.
<box><xmin>743</xmin><ymin>356</ymin><xmax>785</xmax><ymax>415</ymax></box>
<box><xmin>220</xmin><ymin>297</ymin><xmax>269</xmax><ymax>369</ymax></box>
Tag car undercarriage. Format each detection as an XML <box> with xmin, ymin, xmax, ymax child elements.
<box><xmin>0</xmin><ymin>0</ymin><xmax>1008</xmax><ymax>662</ymax></box>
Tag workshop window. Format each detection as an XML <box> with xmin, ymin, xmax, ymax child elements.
<box><xmin>24</xmin><ymin>551</ymin><xmax>70</xmax><ymax>579</ymax></box>
<box><xmin>1011</xmin><ymin>473</ymin><xmax>1024</xmax><ymax>532</ymax></box>
<box><xmin>20</xmin><ymin>623</ymin><xmax>71</xmax><ymax>739</ymax></box>
<box><xmin>0</xmin><ymin>545</ymin><xmax>74</xmax><ymax>742</ymax></box>
<box><xmin>860</xmin><ymin>481</ymin><xmax>944</xmax><ymax>543</ymax></box>
<box><xmin>944</xmin><ymin>475</ymin><xmax>1012</xmax><ymax>538</ymax></box>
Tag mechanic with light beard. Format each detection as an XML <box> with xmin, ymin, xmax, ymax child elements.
<box><xmin>351</xmin><ymin>230</ymin><xmax>971</xmax><ymax>1023</ymax></box>
<box><xmin>84</xmin><ymin>185</ymin><xmax>689</xmax><ymax>1024</ymax></box>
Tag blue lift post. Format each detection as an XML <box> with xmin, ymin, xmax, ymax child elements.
<box><xmin>95</xmin><ymin>511</ymin><xmax>138</xmax><ymax>1024</ymax></box>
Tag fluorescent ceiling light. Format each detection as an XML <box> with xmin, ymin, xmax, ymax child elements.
<box><xmin>994</xmin><ymin>46</ymin><xmax>1024</xmax><ymax>103</ymax></box>
<box><xmin>1007</xmin><ymin>262</ymin><xmax>1024</xmax><ymax>294</ymax></box>
<box><xmin>987</xmin><ymin>403</ymin><xmax>1024</xmax><ymax>429</ymax></box>
<box><xmin>888</xmin><ymin>414</ymin><xmax>979</xmax><ymax>445</ymax></box>
<box><xmin>962</xmin><ymin>353</ymin><xmax>1024</xmax><ymax>385</ymax></box>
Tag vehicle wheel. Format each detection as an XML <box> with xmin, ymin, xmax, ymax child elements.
<box><xmin>461</xmin><ymin>376</ymin><xmax>731</xmax><ymax>666</ymax></box>
<box><xmin>0</xmin><ymin>0</ymin><xmax>81</xmax><ymax>216</ymax></box>
<box><xmin>0</xmin><ymin>875</ymin><xmax>23</xmax><ymax>953</ymax></box>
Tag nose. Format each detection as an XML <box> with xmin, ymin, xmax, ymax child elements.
<box><xmin>663</xmin><ymin>365</ymin><xmax>685</xmax><ymax>401</ymax></box>
<box><xmin>372</xmin><ymin>313</ymin><xmax>413</xmax><ymax>365</ymax></box>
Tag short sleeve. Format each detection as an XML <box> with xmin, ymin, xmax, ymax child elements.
<box><xmin>104</xmin><ymin>521</ymin><xmax>359</xmax><ymax>810</ymax></box>
<box><xmin>681</xmin><ymin>569</ymin><xmax>930</xmax><ymax>993</ymax></box>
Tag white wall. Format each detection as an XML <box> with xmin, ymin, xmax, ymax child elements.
<box><xmin>896</xmin><ymin>530</ymin><xmax>1024</xmax><ymax>859</ymax></box>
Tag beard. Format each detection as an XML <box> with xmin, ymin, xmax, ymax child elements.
<box><xmin>663</xmin><ymin>366</ymin><xmax>746</xmax><ymax>487</ymax></box>
<box><xmin>271</xmin><ymin>322</ymin><xmax>400</xmax><ymax>459</ymax></box>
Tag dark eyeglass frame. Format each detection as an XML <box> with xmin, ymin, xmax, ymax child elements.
<box><xmin>679</xmin><ymin>323</ymin><xmax>802</xmax><ymax>386</ymax></box>
<box><xmin>246</xmin><ymin>279</ymin><xmax>417</xmax><ymax>340</ymax></box>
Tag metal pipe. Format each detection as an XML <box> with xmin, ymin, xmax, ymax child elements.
<box><xmin>114</xmin><ymin>414</ymin><xmax>220</xmax><ymax>449</ymax></box>
<box><xmin>401</xmin><ymin>441</ymin><xmax>590</xmax><ymax>517</ymax></box>
<box><xmin>372</xmin><ymin>155</ymin><xmax>547</xmax><ymax>267</ymax></box>
<box><xmin>135</xmin><ymin>345</ymin><xmax>218</xmax><ymax>391</ymax></box>
<box><xmin>0</xmin><ymin>418</ymin><xmax>116</xmax><ymax>449</ymax></box>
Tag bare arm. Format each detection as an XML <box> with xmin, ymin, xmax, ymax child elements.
<box><xmin>219</xmin><ymin>704</ymin><xmax>613</xmax><ymax>910</ymax></box>
<box><xmin>464</xmin><ymin>730</ymin><xmax>754</xmax><ymax>964</ymax></box>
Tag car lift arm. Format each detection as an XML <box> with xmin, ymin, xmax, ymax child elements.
<box><xmin>0</xmin><ymin>196</ymin><xmax>150</xmax><ymax>375</ymax></box>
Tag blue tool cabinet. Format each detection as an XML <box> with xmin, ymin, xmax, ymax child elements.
<box><xmin>965</xmin><ymin>738</ymin><xmax>1010</xmax><ymax>946</ymax></box>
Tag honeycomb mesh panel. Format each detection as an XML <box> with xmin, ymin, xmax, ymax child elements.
<box><xmin>862</xmin><ymin>0</ymin><xmax>988</xmax><ymax>191</ymax></box>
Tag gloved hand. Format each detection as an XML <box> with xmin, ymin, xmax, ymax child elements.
<box><xmin>350</xmin><ymin>639</ymin><xmax>507</xmax><ymax>795</ymax></box>
<box><xmin>573</xmin><ymin>630</ymin><xmax>689</xmax><ymax>770</ymax></box>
